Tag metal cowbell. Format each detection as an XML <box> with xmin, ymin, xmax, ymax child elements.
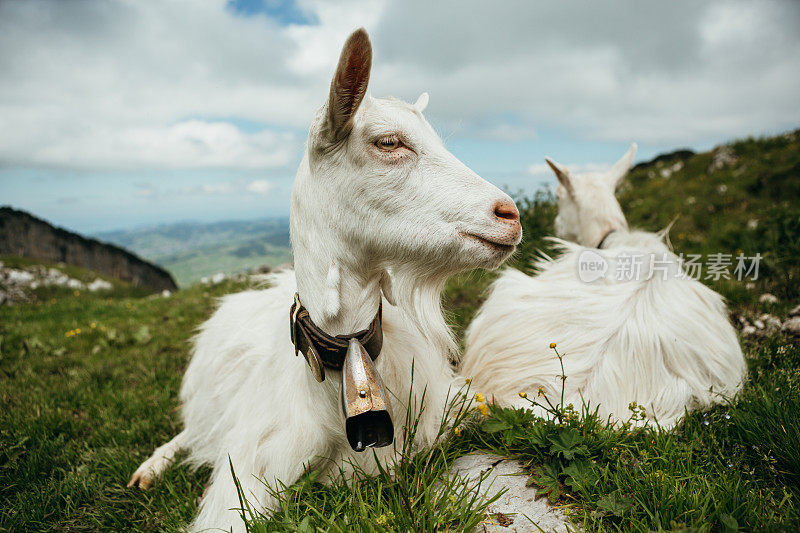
<box><xmin>340</xmin><ymin>338</ymin><xmax>394</xmax><ymax>451</ymax></box>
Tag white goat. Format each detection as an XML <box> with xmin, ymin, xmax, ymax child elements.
<box><xmin>461</xmin><ymin>144</ymin><xmax>745</xmax><ymax>428</ymax></box>
<box><xmin>128</xmin><ymin>29</ymin><xmax>521</xmax><ymax>532</ymax></box>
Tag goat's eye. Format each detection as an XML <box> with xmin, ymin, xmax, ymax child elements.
<box><xmin>375</xmin><ymin>136</ymin><xmax>401</xmax><ymax>151</ymax></box>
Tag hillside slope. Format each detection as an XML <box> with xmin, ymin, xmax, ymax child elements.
<box><xmin>0</xmin><ymin>207</ymin><xmax>177</xmax><ymax>292</ymax></box>
<box><xmin>96</xmin><ymin>218</ymin><xmax>292</xmax><ymax>286</ymax></box>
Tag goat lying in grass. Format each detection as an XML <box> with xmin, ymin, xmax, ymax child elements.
<box><xmin>128</xmin><ymin>29</ymin><xmax>521</xmax><ymax>532</ymax></box>
<box><xmin>461</xmin><ymin>144</ymin><xmax>745</xmax><ymax>428</ymax></box>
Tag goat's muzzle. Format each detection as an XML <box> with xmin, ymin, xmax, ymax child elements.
<box><xmin>341</xmin><ymin>338</ymin><xmax>394</xmax><ymax>451</ymax></box>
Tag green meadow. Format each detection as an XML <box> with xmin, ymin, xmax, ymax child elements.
<box><xmin>2</xmin><ymin>131</ymin><xmax>799</xmax><ymax>531</ymax></box>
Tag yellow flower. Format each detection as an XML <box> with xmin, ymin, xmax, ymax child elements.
<box><xmin>549</xmin><ymin>342</ymin><xmax>557</xmax><ymax>349</ymax></box>
<box><xmin>477</xmin><ymin>403</ymin><xmax>489</xmax><ymax>416</ymax></box>
<box><xmin>100</xmin><ymin>325</ymin><xmax>107</xmax><ymax>332</ymax></box>
<box><xmin>75</xmin><ymin>328</ymin><xmax>81</xmax><ymax>334</ymax></box>
<box><xmin>65</xmin><ymin>331</ymin><xmax>71</xmax><ymax>338</ymax></box>
<box><xmin>537</xmin><ymin>386</ymin><xmax>546</xmax><ymax>397</ymax></box>
<box><xmin>453</xmin><ymin>427</ymin><xmax>461</xmax><ymax>436</ymax></box>
<box><xmin>90</xmin><ymin>322</ymin><xmax>96</xmax><ymax>329</ymax></box>
<box><xmin>474</xmin><ymin>392</ymin><xmax>485</xmax><ymax>403</ymax></box>
<box><xmin>464</xmin><ymin>378</ymin><xmax>471</xmax><ymax>384</ymax></box>
<box><xmin>51</xmin><ymin>298</ymin><xmax>57</xmax><ymax>304</ymax></box>
<box><xmin>518</xmin><ymin>391</ymin><xmax>527</xmax><ymax>398</ymax></box>
<box><xmin>73</xmin><ymin>290</ymin><xmax>80</xmax><ymax>297</ymax></box>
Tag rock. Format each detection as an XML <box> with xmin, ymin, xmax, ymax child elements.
<box><xmin>758</xmin><ymin>293</ymin><xmax>778</xmax><ymax>304</ymax></box>
<box><xmin>708</xmin><ymin>146</ymin><xmax>738</xmax><ymax>173</ymax></box>
<box><xmin>211</xmin><ymin>272</ymin><xmax>226</xmax><ymax>284</ymax></box>
<box><xmin>789</xmin><ymin>304</ymin><xmax>800</xmax><ymax>317</ymax></box>
<box><xmin>449</xmin><ymin>453</ymin><xmax>573</xmax><ymax>532</ymax></box>
<box><xmin>66</xmin><ymin>278</ymin><xmax>84</xmax><ymax>290</ymax></box>
<box><xmin>6</xmin><ymin>269</ymin><xmax>35</xmax><ymax>284</ymax></box>
<box><xmin>741</xmin><ymin>325</ymin><xmax>757</xmax><ymax>336</ymax></box>
<box><xmin>87</xmin><ymin>278</ymin><xmax>113</xmax><ymax>292</ymax></box>
<box><xmin>782</xmin><ymin>317</ymin><xmax>800</xmax><ymax>336</ymax></box>
<box><xmin>161</xmin><ymin>289</ymin><xmax>172</xmax><ymax>298</ymax></box>
<box><xmin>753</xmin><ymin>319</ymin><xmax>765</xmax><ymax>330</ymax></box>
<box><xmin>759</xmin><ymin>314</ymin><xmax>782</xmax><ymax>333</ymax></box>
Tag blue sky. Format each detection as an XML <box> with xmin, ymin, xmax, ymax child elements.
<box><xmin>1</xmin><ymin>0</ymin><xmax>798</xmax><ymax>234</ymax></box>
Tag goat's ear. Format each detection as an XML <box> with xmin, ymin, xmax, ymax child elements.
<box><xmin>325</xmin><ymin>28</ymin><xmax>372</xmax><ymax>142</ymax></box>
<box><xmin>605</xmin><ymin>143</ymin><xmax>637</xmax><ymax>190</ymax></box>
<box><xmin>413</xmin><ymin>92</ymin><xmax>429</xmax><ymax>113</ymax></box>
<box><xmin>545</xmin><ymin>157</ymin><xmax>574</xmax><ymax>196</ymax></box>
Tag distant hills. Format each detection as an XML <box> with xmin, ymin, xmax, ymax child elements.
<box><xmin>95</xmin><ymin>218</ymin><xmax>292</xmax><ymax>287</ymax></box>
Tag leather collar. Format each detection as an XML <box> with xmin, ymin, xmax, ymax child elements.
<box><xmin>596</xmin><ymin>230</ymin><xmax>616</xmax><ymax>249</ymax></box>
<box><xmin>289</xmin><ymin>293</ymin><xmax>383</xmax><ymax>382</ymax></box>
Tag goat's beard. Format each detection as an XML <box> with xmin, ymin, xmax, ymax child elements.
<box><xmin>388</xmin><ymin>264</ymin><xmax>458</xmax><ymax>364</ymax></box>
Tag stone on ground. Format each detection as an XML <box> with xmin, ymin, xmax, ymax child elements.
<box><xmin>449</xmin><ymin>452</ymin><xmax>574</xmax><ymax>532</ymax></box>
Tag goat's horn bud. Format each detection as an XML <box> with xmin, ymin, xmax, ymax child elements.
<box><xmin>341</xmin><ymin>338</ymin><xmax>393</xmax><ymax>452</ymax></box>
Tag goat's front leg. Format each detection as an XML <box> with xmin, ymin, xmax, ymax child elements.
<box><xmin>189</xmin><ymin>427</ymin><xmax>330</xmax><ymax>533</ymax></box>
<box><xmin>128</xmin><ymin>430</ymin><xmax>186</xmax><ymax>490</ymax></box>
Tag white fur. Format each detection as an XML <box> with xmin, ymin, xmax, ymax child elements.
<box><xmin>462</xmin><ymin>144</ymin><xmax>745</xmax><ymax>428</ymax></box>
<box><xmin>129</xmin><ymin>29</ymin><xmax>521</xmax><ymax>533</ymax></box>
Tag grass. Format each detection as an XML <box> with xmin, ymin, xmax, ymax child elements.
<box><xmin>2</xmin><ymin>130</ymin><xmax>799</xmax><ymax>531</ymax></box>
<box><xmin>0</xmin><ymin>273</ymin><xmax>240</xmax><ymax>531</ymax></box>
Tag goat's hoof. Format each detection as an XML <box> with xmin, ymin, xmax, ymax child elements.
<box><xmin>127</xmin><ymin>471</ymin><xmax>153</xmax><ymax>490</ymax></box>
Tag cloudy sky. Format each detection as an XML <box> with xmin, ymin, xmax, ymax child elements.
<box><xmin>1</xmin><ymin>0</ymin><xmax>799</xmax><ymax>234</ymax></box>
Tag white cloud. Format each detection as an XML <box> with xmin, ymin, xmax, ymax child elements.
<box><xmin>1</xmin><ymin>0</ymin><xmax>798</xmax><ymax>172</ymax></box>
<box><xmin>246</xmin><ymin>179</ymin><xmax>273</xmax><ymax>194</ymax></box>
<box><xmin>166</xmin><ymin>179</ymin><xmax>277</xmax><ymax>197</ymax></box>
<box><xmin>17</xmin><ymin>120</ymin><xmax>297</xmax><ymax>170</ymax></box>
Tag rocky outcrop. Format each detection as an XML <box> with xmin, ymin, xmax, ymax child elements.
<box><xmin>631</xmin><ymin>149</ymin><xmax>695</xmax><ymax>172</ymax></box>
<box><xmin>0</xmin><ymin>207</ymin><xmax>177</xmax><ymax>292</ymax></box>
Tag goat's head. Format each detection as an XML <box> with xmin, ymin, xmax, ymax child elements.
<box><xmin>546</xmin><ymin>144</ymin><xmax>637</xmax><ymax>247</ymax></box>
<box><xmin>292</xmin><ymin>29</ymin><xmax>521</xmax><ymax>279</ymax></box>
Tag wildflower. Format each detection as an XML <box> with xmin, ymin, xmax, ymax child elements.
<box><xmin>549</xmin><ymin>342</ymin><xmax>557</xmax><ymax>349</ymax></box>
<box><xmin>75</xmin><ymin>328</ymin><xmax>81</xmax><ymax>334</ymax></box>
<box><xmin>464</xmin><ymin>378</ymin><xmax>471</xmax><ymax>385</ymax></box>
<box><xmin>474</xmin><ymin>392</ymin><xmax>485</xmax><ymax>403</ymax></box>
<box><xmin>90</xmin><ymin>322</ymin><xmax>96</xmax><ymax>329</ymax></box>
<box><xmin>537</xmin><ymin>386</ymin><xmax>546</xmax><ymax>397</ymax></box>
<box><xmin>65</xmin><ymin>331</ymin><xmax>71</xmax><ymax>338</ymax></box>
<box><xmin>51</xmin><ymin>298</ymin><xmax>57</xmax><ymax>304</ymax></box>
<box><xmin>375</xmin><ymin>513</ymin><xmax>393</xmax><ymax>527</ymax></box>
<box><xmin>453</xmin><ymin>427</ymin><xmax>461</xmax><ymax>436</ymax></box>
<box><xmin>477</xmin><ymin>403</ymin><xmax>488</xmax><ymax>416</ymax></box>
<box><xmin>100</xmin><ymin>325</ymin><xmax>107</xmax><ymax>332</ymax></box>
<box><xmin>518</xmin><ymin>391</ymin><xmax>527</xmax><ymax>398</ymax></box>
<box><xmin>73</xmin><ymin>290</ymin><xmax>80</xmax><ymax>297</ymax></box>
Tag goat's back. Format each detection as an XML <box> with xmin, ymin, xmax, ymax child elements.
<box><xmin>461</xmin><ymin>237</ymin><xmax>745</xmax><ymax>427</ymax></box>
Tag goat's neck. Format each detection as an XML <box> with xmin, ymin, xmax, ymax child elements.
<box><xmin>293</xmin><ymin>240</ymin><xmax>382</xmax><ymax>337</ymax></box>
<box><xmin>582</xmin><ymin>211</ymin><xmax>628</xmax><ymax>248</ymax></box>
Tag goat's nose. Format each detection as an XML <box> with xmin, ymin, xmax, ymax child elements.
<box><xmin>493</xmin><ymin>199</ymin><xmax>520</xmax><ymax>224</ymax></box>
